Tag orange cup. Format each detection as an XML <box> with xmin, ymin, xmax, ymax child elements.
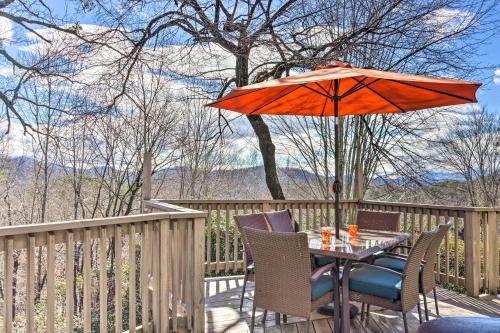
<box><xmin>320</xmin><ymin>228</ymin><xmax>331</xmax><ymax>245</ymax></box>
<box><xmin>348</xmin><ymin>224</ymin><xmax>358</xmax><ymax>237</ymax></box>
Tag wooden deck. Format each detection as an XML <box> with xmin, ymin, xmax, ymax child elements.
<box><xmin>205</xmin><ymin>276</ymin><xmax>500</xmax><ymax>333</ymax></box>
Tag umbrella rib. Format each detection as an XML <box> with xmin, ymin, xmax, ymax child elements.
<box><xmin>314</xmin><ymin>82</ymin><xmax>332</xmax><ymax>96</ymax></box>
<box><xmin>299</xmin><ymin>84</ymin><xmax>332</xmax><ymax>99</ymax></box>
<box><xmin>341</xmin><ymin>78</ymin><xmax>380</xmax><ymax>99</ymax></box>
<box><xmin>387</xmin><ymin>79</ymin><xmax>475</xmax><ymax>102</ymax></box>
<box><xmin>320</xmin><ymin>81</ymin><xmax>334</xmax><ymax>117</ymax></box>
<box><xmin>353</xmin><ymin>78</ymin><xmax>406</xmax><ymax>113</ymax></box>
<box><xmin>248</xmin><ymin>84</ymin><xmax>304</xmax><ymax>115</ymax></box>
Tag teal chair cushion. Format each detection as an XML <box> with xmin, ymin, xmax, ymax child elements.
<box><xmin>373</xmin><ymin>257</ymin><xmax>406</xmax><ymax>272</ymax></box>
<box><xmin>311</xmin><ymin>275</ymin><xmax>335</xmax><ymax>301</ymax></box>
<box><xmin>349</xmin><ymin>267</ymin><xmax>402</xmax><ymax>302</ymax></box>
<box><xmin>314</xmin><ymin>255</ymin><xmax>336</xmax><ymax>267</ymax></box>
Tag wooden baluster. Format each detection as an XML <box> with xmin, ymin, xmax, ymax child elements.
<box><xmin>186</xmin><ymin>220</ymin><xmax>194</xmax><ymax>329</ymax></box>
<box><xmin>152</xmin><ymin>222</ymin><xmax>160</xmax><ymax>331</ymax></box>
<box><xmin>66</xmin><ymin>232</ymin><xmax>74</xmax><ymax>333</ymax></box>
<box><xmin>486</xmin><ymin>211</ymin><xmax>498</xmax><ymax>296</ymax></box>
<box><xmin>215</xmin><ymin>205</ymin><xmax>221</xmax><ymax>274</ymax></box>
<box><xmin>306</xmin><ymin>203</ymin><xmax>310</xmax><ymax>230</ymax></box>
<box><xmin>172</xmin><ymin>222</ymin><xmax>180</xmax><ymax>331</ymax></box>
<box><xmin>83</xmin><ymin>229</ymin><xmax>92</xmax><ymax>333</ymax></box>
<box><xmin>27</xmin><ymin>235</ymin><xmax>35</xmax><ymax>333</ymax></box>
<box><xmin>100</xmin><ymin>227</ymin><xmax>108</xmax><ymax>333</ymax></box>
<box><xmin>298</xmin><ymin>204</ymin><xmax>303</xmax><ymax>230</ymax></box>
<box><xmin>4</xmin><ymin>237</ymin><xmax>13</xmax><ymax>333</ymax></box>
<box><xmin>141</xmin><ymin>222</ymin><xmax>151</xmax><ymax>332</ymax></box>
<box><xmin>128</xmin><ymin>224</ymin><xmax>136</xmax><ymax>333</ymax></box>
<box><xmin>206</xmin><ymin>204</ymin><xmax>212</xmax><ymax>274</ymax></box>
<box><xmin>444</xmin><ymin>210</ymin><xmax>450</xmax><ymax>284</ymax></box>
<box><xmin>47</xmin><ymin>233</ymin><xmax>55</xmax><ymax>333</ymax></box>
<box><xmin>434</xmin><ymin>210</ymin><xmax>441</xmax><ymax>282</ymax></box>
<box><xmin>225</xmin><ymin>204</ymin><xmax>230</xmax><ymax>273</ymax></box>
<box><xmin>115</xmin><ymin>225</ymin><xmax>123</xmax><ymax>333</ymax></box>
<box><xmin>418</xmin><ymin>209</ymin><xmax>423</xmax><ymax>234</ymax></box>
<box><xmin>320</xmin><ymin>203</ymin><xmax>324</xmax><ymax>227</ymax></box>
<box><xmin>160</xmin><ymin>219</ymin><xmax>171</xmax><ymax>332</ymax></box>
<box><xmin>233</xmin><ymin>204</ymin><xmax>239</xmax><ymax>271</ymax></box>
<box><xmin>193</xmin><ymin>218</ymin><xmax>205</xmax><ymax>333</ymax></box>
<box><xmin>409</xmin><ymin>208</ymin><xmax>415</xmax><ymax>245</ymax></box>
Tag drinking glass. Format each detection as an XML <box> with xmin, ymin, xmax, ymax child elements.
<box><xmin>320</xmin><ymin>228</ymin><xmax>332</xmax><ymax>244</ymax></box>
<box><xmin>348</xmin><ymin>224</ymin><xmax>358</xmax><ymax>237</ymax></box>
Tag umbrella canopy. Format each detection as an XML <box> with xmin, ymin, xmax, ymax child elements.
<box><xmin>207</xmin><ymin>61</ymin><xmax>480</xmax><ymax>116</ymax></box>
<box><xmin>207</xmin><ymin>61</ymin><xmax>480</xmax><ymax>238</ymax></box>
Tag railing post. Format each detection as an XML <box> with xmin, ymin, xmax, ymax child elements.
<box><xmin>193</xmin><ymin>217</ymin><xmax>206</xmax><ymax>333</ymax></box>
<box><xmin>485</xmin><ymin>211</ymin><xmax>499</xmax><ymax>296</ymax></box>
<box><xmin>464</xmin><ymin>211</ymin><xmax>481</xmax><ymax>296</ymax></box>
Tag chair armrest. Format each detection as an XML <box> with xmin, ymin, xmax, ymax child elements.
<box><xmin>376</xmin><ymin>253</ymin><xmax>408</xmax><ymax>260</ymax></box>
<box><xmin>390</xmin><ymin>244</ymin><xmax>412</xmax><ymax>251</ymax></box>
<box><xmin>311</xmin><ymin>262</ymin><xmax>337</xmax><ymax>281</ymax></box>
<box><xmin>350</xmin><ymin>262</ymin><xmax>405</xmax><ymax>278</ymax></box>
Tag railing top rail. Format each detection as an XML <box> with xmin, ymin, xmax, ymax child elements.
<box><xmin>156</xmin><ymin>199</ymin><xmax>359</xmax><ymax>204</ymax></box>
<box><xmin>360</xmin><ymin>200</ymin><xmax>500</xmax><ymax>212</ymax></box>
<box><xmin>0</xmin><ymin>211</ymin><xmax>206</xmax><ymax>238</ymax></box>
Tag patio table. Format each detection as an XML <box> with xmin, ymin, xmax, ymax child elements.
<box><xmin>305</xmin><ymin>228</ymin><xmax>411</xmax><ymax>333</ymax></box>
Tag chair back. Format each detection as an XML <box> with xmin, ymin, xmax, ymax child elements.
<box><xmin>400</xmin><ymin>230</ymin><xmax>436</xmax><ymax>312</ymax></box>
<box><xmin>421</xmin><ymin>222</ymin><xmax>452</xmax><ymax>293</ymax></box>
<box><xmin>357</xmin><ymin>210</ymin><xmax>400</xmax><ymax>232</ymax></box>
<box><xmin>264</xmin><ymin>210</ymin><xmax>296</xmax><ymax>232</ymax></box>
<box><xmin>243</xmin><ymin>227</ymin><xmax>312</xmax><ymax>317</ymax></box>
<box><xmin>234</xmin><ymin>213</ymin><xmax>269</xmax><ymax>263</ymax></box>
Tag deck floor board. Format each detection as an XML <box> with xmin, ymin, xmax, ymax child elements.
<box><xmin>204</xmin><ymin>276</ymin><xmax>500</xmax><ymax>333</ymax></box>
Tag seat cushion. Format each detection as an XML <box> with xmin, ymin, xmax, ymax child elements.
<box><xmin>349</xmin><ymin>267</ymin><xmax>402</xmax><ymax>302</ymax></box>
<box><xmin>373</xmin><ymin>256</ymin><xmax>406</xmax><ymax>272</ymax></box>
<box><xmin>314</xmin><ymin>255</ymin><xmax>337</xmax><ymax>267</ymax></box>
<box><xmin>417</xmin><ymin>317</ymin><xmax>500</xmax><ymax>333</ymax></box>
<box><xmin>311</xmin><ymin>275</ymin><xmax>335</xmax><ymax>301</ymax></box>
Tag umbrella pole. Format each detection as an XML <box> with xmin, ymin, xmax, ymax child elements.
<box><xmin>333</xmin><ymin>81</ymin><xmax>341</xmax><ymax>239</ymax></box>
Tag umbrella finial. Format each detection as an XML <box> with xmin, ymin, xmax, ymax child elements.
<box><xmin>315</xmin><ymin>61</ymin><xmax>352</xmax><ymax>70</ymax></box>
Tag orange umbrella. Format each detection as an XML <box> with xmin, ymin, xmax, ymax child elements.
<box><xmin>207</xmin><ymin>61</ymin><xmax>480</xmax><ymax>238</ymax></box>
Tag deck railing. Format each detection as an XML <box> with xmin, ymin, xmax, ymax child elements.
<box><xmin>159</xmin><ymin>199</ymin><xmax>499</xmax><ymax>298</ymax></box>
<box><xmin>0</xmin><ymin>206</ymin><xmax>206</xmax><ymax>333</ymax></box>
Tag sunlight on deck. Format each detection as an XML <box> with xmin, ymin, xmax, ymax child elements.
<box><xmin>205</xmin><ymin>276</ymin><xmax>500</xmax><ymax>333</ymax></box>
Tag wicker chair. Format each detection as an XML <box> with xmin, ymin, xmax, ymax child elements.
<box><xmin>243</xmin><ymin>227</ymin><xmax>338</xmax><ymax>333</ymax></box>
<box><xmin>234</xmin><ymin>213</ymin><xmax>270</xmax><ymax>312</ymax></box>
<box><xmin>264</xmin><ymin>210</ymin><xmax>297</xmax><ymax>232</ymax></box>
<box><xmin>357</xmin><ymin>210</ymin><xmax>401</xmax><ymax>231</ymax></box>
<box><xmin>342</xmin><ymin>230</ymin><xmax>436</xmax><ymax>333</ymax></box>
<box><xmin>373</xmin><ymin>222</ymin><xmax>453</xmax><ymax>320</ymax></box>
<box><xmin>314</xmin><ymin>210</ymin><xmax>402</xmax><ymax>268</ymax></box>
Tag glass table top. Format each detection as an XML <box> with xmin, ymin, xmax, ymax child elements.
<box><xmin>304</xmin><ymin>228</ymin><xmax>410</xmax><ymax>260</ymax></box>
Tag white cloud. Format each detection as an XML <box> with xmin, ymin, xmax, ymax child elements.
<box><xmin>494</xmin><ymin>69</ymin><xmax>500</xmax><ymax>85</ymax></box>
<box><xmin>0</xmin><ymin>17</ymin><xmax>13</xmax><ymax>44</ymax></box>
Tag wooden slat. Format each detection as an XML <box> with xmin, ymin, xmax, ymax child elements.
<box><xmin>152</xmin><ymin>221</ymin><xmax>160</xmax><ymax>332</ymax></box>
<box><xmin>100</xmin><ymin>227</ymin><xmax>108</xmax><ymax>333</ymax></box>
<box><xmin>486</xmin><ymin>211</ymin><xmax>499</xmax><ymax>295</ymax></box>
<box><xmin>4</xmin><ymin>237</ymin><xmax>13</xmax><ymax>333</ymax></box>
<box><xmin>65</xmin><ymin>232</ymin><xmax>74</xmax><ymax>333</ymax></box>
<box><xmin>83</xmin><ymin>229</ymin><xmax>92</xmax><ymax>333</ymax></box>
<box><xmin>186</xmin><ymin>220</ymin><xmax>194</xmax><ymax>329</ymax></box>
<box><xmin>464</xmin><ymin>211</ymin><xmax>481</xmax><ymax>296</ymax></box>
<box><xmin>193</xmin><ymin>218</ymin><xmax>206</xmax><ymax>333</ymax></box>
<box><xmin>233</xmin><ymin>204</ymin><xmax>238</xmax><ymax>271</ymax></box>
<box><xmin>141</xmin><ymin>222</ymin><xmax>151</xmax><ymax>333</ymax></box>
<box><xmin>27</xmin><ymin>235</ymin><xmax>35</xmax><ymax>333</ymax></box>
<box><xmin>225</xmin><ymin>205</ymin><xmax>230</xmax><ymax>273</ymax></box>
<box><xmin>215</xmin><ymin>205</ymin><xmax>221</xmax><ymax>274</ymax></box>
<box><xmin>128</xmin><ymin>224</ymin><xmax>136</xmax><ymax>333</ymax></box>
<box><xmin>172</xmin><ymin>222</ymin><xmax>180</xmax><ymax>331</ymax></box>
<box><xmin>115</xmin><ymin>225</ymin><xmax>123</xmax><ymax>333</ymax></box>
<box><xmin>47</xmin><ymin>233</ymin><xmax>55</xmax><ymax>333</ymax></box>
<box><xmin>160</xmin><ymin>219</ymin><xmax>171</xmax><ymax>333</ymax></box>
<box><xmin>206</xmin><ymin>204</ymin><xmax>212</xmax><ymax>272</ymax></box>
<box><xmin>444</xmin><ymin>210</ymin><xmax>450</xmax><ymax>284</ymax></box>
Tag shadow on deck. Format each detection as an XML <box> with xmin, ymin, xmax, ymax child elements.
<box><xmin>205</xmin><ymin>276</ymin><xmax>500</xmax><ymax>333</ymax></box>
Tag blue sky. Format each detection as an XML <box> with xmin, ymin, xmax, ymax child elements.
<box><xmin>476</xmin><ymin>32</ymin><xmax>500</xmax><ymax>111</ymax></box>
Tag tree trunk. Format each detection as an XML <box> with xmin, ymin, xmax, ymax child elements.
<box><xmin>236</xmin><ymin>53</ymin><xmax>285</xmax><ymax>200</ymax></box>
